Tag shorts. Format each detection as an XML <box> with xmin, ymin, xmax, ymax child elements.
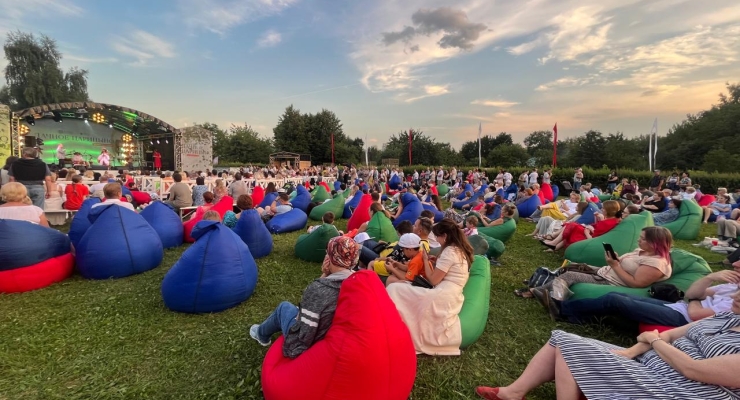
<box><xmin>372</xmin><ymin>260</ymin><xmax>390</xmax><ymax>276</ymax></box>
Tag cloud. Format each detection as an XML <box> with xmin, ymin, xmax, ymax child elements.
<box><xmin>64</xmin><ymin>55</ymin><xmax>118</xmax><ymax>63</ymax></box>
<box><xmin>381</xmin><ymin>7</ymin><xmax>487</xmax><ymax>50</ymax></box>
<box><xmin>257</xmin><ymin>29</ymin><xmax>282</xmax><ymax>48</ymax></box>
<box><xmin>0</xmin><ymin>0</ymin><xmax>83</xmax><ymax>19</ymax></box>
<box><xmin>471</xmin><ymin>99</ymin><xmax>520</xmax><ymax>108</ymax></box>
<box><xmin>536</xmin><ymin>76</ymin><xmax>593</xmax><ymax>91</ymax></box>
<box><xmin>178</xmin><ymin>0</ymin><xmax>299</xmax><ymax>35</ymax></box>
<box><xmin>405</xmin><ymin>84</ymin><xmax>450</xmax><ymax>102</ymax></box>
<box><xmin>111</xmin><ymin>30</ymin><xmax>176</xmax><ymax>66</ymax></box>
<box><xmin>409</xmin><ymin>45</ymin><xmax>420</xmax><ymax>53</ymax></box>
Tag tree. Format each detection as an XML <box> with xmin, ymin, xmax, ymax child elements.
<box><xmin>2</xmin><ymin>31</ymin><xmax>89</xmax><ymax>109</ymax></box>
<box><xmin>523</xmin><ymin>131</ymin><xmax>554</xmax><ymax>154</ymax></box>
<box><xmin>459</xmin><ymin>132</ymin><xmax>513</xmax><ymax>165</ymax></box>
<box><xmin>702</xmin><ymin>148</ymin><xmax>740</xmax><ymax>173</ymax></box>
<box><xmin>486</xmin><ymin>143</ymin><xmax>529</xmax><ymax>167</ymax></box>
<box><xmin>273</xmin><ymin>105</ymin><xmax>309</xmax><ymax>155</ymax></box>
<box><xmin>366</xmin><ymin>145</ymin><xmax>382</xmax><ymax>165</ymax></box>
<box><xmin>201</xmin><ymin>122</ymin><xmax>274</xmax><ymax>164</ymax></box>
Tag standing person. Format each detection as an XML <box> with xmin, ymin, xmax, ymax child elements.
<box><xmin>542</xmin><ymin>168</ymin><xmax>551</xmax><ymax>185</ymax></box>
<box><xmin>56</xmin><ymin>144</ymin><xmax>66</xmax><ymax>168</ymax></box>
<box><xmin>1</xmin><ymin>156</ymin><xmax>19</xmax><ymax>186</ymax></box>
<box><xmin>97</xmin><ymin>149</ymin><xmax>110</xmax><ymax>170</ymax></box>
<box><xmin>573</xmin><ymin>168</ymin><xmax>583</xmax><ymax>191</ymax></box>
<box><xmin>529</xmin><ymin>168</ymin><xmax>539</xmax><ymax>187</ymax></box>
<box><xmin>8</xmin><ymin>147</ymin><xmax>53</xmax><ymax>209</ymax></box>
<box><xmin>607</xmin><ymin>170</ymin><xmax>619</xmax><ymax>193</ymax></box>
<box><xmin>519</xmin><ymin>170</ymin><xmax>529</xmax><ymax>188</ymax></box>
<box><xmin>153</xmin><ymin>149</ymin><xmax>162</xmax><ymax>171</ymax></box>
<box><xmin>649</xmin><ymin>169</ymin><xmax>664</xmax><ymax>192</ymax></box>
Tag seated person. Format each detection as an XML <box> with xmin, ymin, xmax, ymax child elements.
<box><xmin>256</xmin><ymin>192</ymin><xmax>292</xmax><ymax>219</ymax></box>
<box><xmin>357</xmin><ymin>202</ymin><xmax>392</xmax><ymax>234</ymax></box>
<box><xmin>641</xmin><ymin>191</ymin><xmax>667</xmax><ymax>213</ymax></box>
<box><xmin>249</xmin><ymin>236</ymin><xmax>358</xmax><ymax>358</ymax></box>
<box><xmin>223</xmin><ymin>194</ymin><xmax>252</xmax><ymax>228</ymax></box>
<box><xmin>559</xmin><ymin>260</ymin><xmax>740</xmax><ymax>325</ymax></box>
<box><xmin>461</xmin><ymin>195</ymin><xmax>485</xmax><ymax>211</ymax></box>
<box><xmin>653</xmin><ymin>198</ymin><xmax>682</xmax><ymax>226</ymax></box>
<box><xmin>63</xmin><ymin>175</ymin><xmax>90</xmax><ymax>211</ymax></box>
<box><xmin>91</xmin><ymin>183</ymin><xmax>136</xmax><ymax>211</ymax></box>
<box><xmin>90</xmin><ymin>175</ymin><xmax>109</xmax><ymax>199</ymax></box>
<box><xmin>528</xmin><ymin>192</ymin><xmax>581</xmax><ymax>222</ymax></box>
<box><xmin>528</xmin><ymin>202</ymin><xmax>589</xmax><ymax>239</ymax></box>
<box><xmin>384</xmin><ymin>233</ymin><xmax>429</xmax><ymax>286</ymax></box>
<box><xmin>463</xmin><ymin>216</ymin><xmax>479</xmax><ymax>236</ymax></box>
<box><xmin>702</xmin><ymin>194</ymin><xmax>732</xmax><ymax>223</ymax></box>
<box><xmin>681</xmin><ymin>186</ymin><xmax>697</xmax><ymax>200</ymax></box>
<box><xmin>530</xmin><ymin>227</ymin><xmax>673</xmax><ymax>318</ymax></box>
<box><xmin>358</xmin><ymin>220</ymin><xmax>414</xmax><ymax>271</ymax></box>
<box><xmin>186</xmin><ymin>192</ymin><xmax>215</xmax><ymax>221</ymax></box>
<box><xmin>477</xmin><ymin>204</ymin><xmax>516</xmax><ymax>227</ymax></box>
<box><xmin>452</xmin><ymin>191</ymin><xmax>474</xmax><ymax>206</ymax></box>
<box><xmin>307</xmin><ymin>211</ymin><xmax>343</xmax><ymax>235</ymax></box>
<box><xmin>0</xmin><ymin>182</ymin><xmax>49</xmax><ymax>226</ymax></box>
<box><xmin>202</xmin><ymin>210</ymin><xmax>222</xmax><ymax>222</ymax></box>
<box><xmin>543</xmin><ymin>200</ymin><xmax>621</xmax><ymax>252</ymax></box>
<box><xmin>514</xmin><ymin>188</ymin><xmax>532</xmax><ymax>205</ymax></box>
<box><xmin>165</xmin><ymin>172</ymin><xmax>193</xmax><ymax>213</ymax></box>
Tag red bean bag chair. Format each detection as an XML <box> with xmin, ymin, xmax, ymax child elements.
<box><xmin>183</xmin><ymin>196</ymin><xmax>234</xmax><ymax>243</ymax></box>
<box><xmin>385</xmin><ymin>183</ymin><xmax>397</xmax><ymax>196</ymax></box>
<box><xmin>697</xmin><ymin>194</ymin><xmax>716</xmax><ymax>207</ymax></box>
<box><xmin>261</xmin><ymin>270</ymin><xmax>416</xmax><ymax>400</ymax></box>
<box><xmin>130</xmin><ymin>190</ymin><xmax>152</xmax><ymax>205</ymax></box>
<box><xmin>320</xmin><ymin>181</ymin><xmax>331</xmax><ymax>192</ymax></box>
<box><xmin>638</xmin><ymin>323</ymin><xmax>673</xmax><ymax>333</ymax></box>
<box><xmin>346</xmin><ymin>194</ymin><xmax>373</xmax><ymax>232</ymax></box>
<box><xmin>429</xmin><ymin>184</ymin><xmax>439</xmax><ymax>196</ymax></box>
<box><xmin>540</xmin><ymin>183</ymin><xmax>554</xmax><ymax>202</ymax></box>
<box><xmin>251</xmin><ymin>186</ymin><xmax>265</xmax><ymax>207</ymax></box>
<box><xmin>537</xmin><ymin>190</ymin><xmax>546</xmax><ymax>205</ymax></box>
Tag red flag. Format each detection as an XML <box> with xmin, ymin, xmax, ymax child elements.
<box><xmin>408</xmin><ymin>129</ymin><xmax>413</xmax><ymax>165</ymax></box>
<box><xmin>331</xmin><ymin>132</ymin><xmax>335</xmax><ymax>165</ymax></box>
<box><xmin>552</xmin><ymin>123</ymin><xmax>558</xmax><ymax>168</ymax></box>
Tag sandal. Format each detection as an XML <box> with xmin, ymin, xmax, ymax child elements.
<box><xmin>514</xmin><ymin>288</ymin><xmax>533</xmax><ymax>298</ymax></box>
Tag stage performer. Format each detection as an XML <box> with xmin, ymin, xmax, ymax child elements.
<box><xmin>98</xmin><ymin>149</ymin><xmax>110</xmax><ymax>170</ymax></box>
<box><xmin>153</xmin><ymin>149</ymin><xmax>162</xmax><ymax>171</ymax></box>
<box><xmin>72</xmin><ymin>152</ymin><xmax>86</xmax><ymax>168</ymax></box>
<box><xmin>56</xmin><ymin>144</ymin><xmax>66</xmax><ymax>168</ymax></box>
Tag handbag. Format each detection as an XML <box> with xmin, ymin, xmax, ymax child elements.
<box><xmin>526</xmin><ymin>267</ymin><xmax>560</xmax><ymax>288</ymax></box>
<box><xmin>411</xmin><ymin>275</ymin><xmax>434</xmax><ymax>289</ymax></box>
<box><xmin>648</xmin><ymin>283</ymin><xmax>685</xmax><ymax>303</ymax></box>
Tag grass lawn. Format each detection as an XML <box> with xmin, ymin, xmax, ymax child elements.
<box><xmin>0</xmin><ymin>215</ymin><xmax>727</xmax><ymax>400</ymax></box>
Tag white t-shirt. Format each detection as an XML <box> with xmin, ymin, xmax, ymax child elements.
<box><xmin>665</xmin><ymin>283</ymin><xmax>738</xmax><ymax>323</ymax></box>
<box><xmin>529</xmin><ymin>172</ymin><xmax>538</xmax><ymax>184</ymax></box>
<box><xmin>92</xmin><ymin>200</ymin><xmax>136</xmax><ymax>211</ymax></box>
<box><xmin>503</xmin><ymin>172</ymin><xmax>513</xmax><ymax>182</ymax></box>
<box><xmin>0</xmin><ymin>205</ymin><xmax>44</xmax><ymax>224</ymax></box>
<box><xmin>543</xmin><ymin>172</ymin><xmax>551</xmax><ymax>184</ymax></box>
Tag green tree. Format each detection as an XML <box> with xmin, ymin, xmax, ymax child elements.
<box><xmin>486</xmin><ymin>143</ymin><xmax>529</xmax><ymax>167</ymax></box>
<box><xmin>226</xmin><ymin>124</ymin><xmax>274</xmax><ymax>164</ymax></box>
<box><xmin>523</xmin><ymin>131</ymin><xmax>554</xmax><ymax>155</ymax></box>
<box><xmin>366</xmin><ymin>145</ymin><xmax>382</xmax><ymax>165</ymax></box>
<box><xmin>2</xmin><ymin>31</ymin><xmax>89</xmax><ymax>109</ymax></box>
<box><xmin>702</xmin><ymin>148</ymin><xmax>740</xmax><ymax>173</ymax></box>
<box><xmin>273</xmin><ymin>105</ymin><xmax>309</xmax><ymax>155</ymax></box>
<box><xmin>459</xmin><ymin>133</ymin><xmax>510</xmax><ymax>165</ymax></box>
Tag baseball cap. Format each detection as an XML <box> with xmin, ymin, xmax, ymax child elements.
<box><xmin>398</xmin><ymin>233</ymin><xmax>421</xmax><ymax>249</ymax></box>
<box><xmin>326</xmin><ymin>236</ymin><xmax>360</xmax><ymax>269</ymax></box>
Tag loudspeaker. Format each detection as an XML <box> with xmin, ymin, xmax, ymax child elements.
<box><xmin>24</xmin><ymin>136</ymin><xmax>35</xmax><ymax>147</ymax></box>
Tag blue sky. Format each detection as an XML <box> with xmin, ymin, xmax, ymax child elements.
<box><xmin>2</xmin><ymin>0</ymin><xmax>739</xmax><ymax>149</ymax></box>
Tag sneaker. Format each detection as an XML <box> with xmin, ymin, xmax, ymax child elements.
<box><xmin>249</xmin><ymin>324</ymin><xmax>271</xmax><ymax>347</ymax></box>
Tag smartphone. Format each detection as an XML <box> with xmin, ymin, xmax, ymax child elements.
<box><xmin>602</xmin><ymin>243</ymin><xmax>618</xmax><ymax>260</ymax></box>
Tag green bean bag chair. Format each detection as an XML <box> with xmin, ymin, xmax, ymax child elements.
<box><xmin>478</xmin><ymin>218</ymin><xmax>517</xmax><ymax>243</ymax></box>
<box><xmin>597</xmin><ymin>194</ymin><xmax>614</xmax><ymax>202</ymax></box>
<box><xmin>661</xmin><ymin>199</ymin><xmax>702</xmax><ymax>240</ymax></box>
<box><xmin>289</xmin><ymin>190</ymin><xmax>297</xmax><ymax>200</ymax></box>
<box><xmin>477</xmin><ymin>232</ymin><xmax>505</xmax><ymax>259</ymax></box>
<box><xmin>643</xmin><ymin>210</ymin><xmax>655</xmax><ymax>227</ymax></box>
<box><xmin>569</xmin><ymin>248</ymin><xmax>711</xmax><ymax>300</ymax></box>
<box><xmin>342</xmin><ymin>188</ymin><xmax>351</xmax><ymax>199</ymax></box>
<box><xmin>468</xmin><ymin>235</ymin><xmax>489</xmax><ymax>256</ymax></box>
<box><xmin>309</xmin><ymin>195</ymin><xmax>345</xmax><ymax>221</ymax></box>
<box><xmin>365</xmin><ymin>212</ymin><xmax>398</xmax><ymax>243</ymax></box>
<box><xmin>437</xmin><ymin>184</ymin><xmax>449</xmax><ymax>196</ymax></box>
<box><xmin>311</xmin><ymin>186</ymin><xmax>331</xmax><ymax>203</ymax></box>
<box><xmin>459</xmin><ymin>255</ymin><xmax>491</xmax><ymax>349</ymax></box>
<box><xmin>294</xmin><ymin>224</ymin><xmax>340</xmax><ymax>263</ymax></box>
<box><xmin>563</xmin><ymin>213</ymin><xmax>649</xmax><ymax>267</ymax></box>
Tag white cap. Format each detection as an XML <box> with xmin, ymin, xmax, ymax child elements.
<box><xmin>353</xmin><ymin>232</ymin><xmax>371</xmax><ymax>244</ymax></box>
<box><xmin>398</xmin><ymin>233</ymin><xmax>421</xmax><ymax>249</ymax></box>
<box><xmin>277</xmin><ymin>188</ymin><xmax>287</xmax><ymax>193</ymax></box>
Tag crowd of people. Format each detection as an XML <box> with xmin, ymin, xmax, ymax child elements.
<box><xmin>4</xmin><ymin>150</ymin><xmax>740</xmax><ymax>398</ymax></box>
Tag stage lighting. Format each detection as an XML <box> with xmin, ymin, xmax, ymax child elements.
<box><xmin>84</xmin><ymin>118</ymin><xmax>89</xmax><ymax>124</ymax></box>
<box><xmin>52</xmin><ymin>111</ymin><xmax>63</xmax><ymax>123</ymax></box>
<box><xmin>92</xmin><ymin>113</ymin><xmax>106</xmax><ymax>124</ymax></box>
<box><xmin>19</xmin><ymin>124</ymin><xmax>30</xmax><ymax>135</ymax></box>
<box><xmin>109</xmin><ymin>123</ymin><xmax>113</xmax><ymax>128</ymax></box>
<box><xmin>165</xmin><ymin>138</ymin><xmax>169</xmax><ymax>144</ymax></box>
<box><xmin>150</xmin><ymin>140</ymin><xmax>153</xmax><ymax>145</ymax></box>
<box><xmin>157</xmin><ymin>139</ymin><xmax>160</xmax><ymax>144</ymax></box>
<box><xmin>25</xmin><ymin>115</ymin><xmax>35</xmax><ymax>125</ymax></box>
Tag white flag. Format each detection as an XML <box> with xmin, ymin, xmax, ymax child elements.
<box><xmin>212</xmin><ymin>156</ymin><xmax>219</xmax><ymax>165</ymax></box>
<box><xmin>651</xmin><ymin>118</ymin><xmax>658</xmax><ymax>159</ymax></box>
<box><xmin>478</xmin><ymin>122</ymin><xmax>482</xmax><ymax>168</ymax></box>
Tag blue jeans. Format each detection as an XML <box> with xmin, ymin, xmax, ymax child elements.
<box><xmin>560</xmin><ymin>292</ymin><xmax>689</xmax><ymax>326</ymax></box>
<box><xmin>607</xmin><ymin>183</ymin><xmax>617</xmax><ymax>192</ymax></box>
<box><xmin>256</xmin><ymin>301</ymin><xmax>299</xmax><ymax>342</ymax></box>
<box><xmin>26</xmin><ymin>184</ymin><xmax>45</xmax><ymax>209</ymax></box>
<box><xmin>360</xmin><ymin>240</ymin><xmax>380</xmax><ymax>266</ymax></box>
<box><xmin>573</xmin><ymin>182</ymin><xmax>582</xmax><ymax>191</ymax></box>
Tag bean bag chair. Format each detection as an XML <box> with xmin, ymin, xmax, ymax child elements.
<box><xmin>457</xmin><ymin>184</ymin><xmax>474</xmax><ymax>200</ymax></box>
<box><xmin>289</xmin><ymin>190</ymin><xmax>297</xmax><ymax>200</ymax></box>
<box><xmin>570</xmin><ymin>248</ymin><xmax>711</xmax><ymax>300</ymax></box>
<box><xmin>261</xmin><ymin>270</ymin><xmax>416</xmax><ymax>400</ymax></box>
<box><xmin>638</xmin><ymin>323</ymin><xmax>673</xmax><ymax>333</ymax></box>
<box><xmin>477</xmin><ymin>232</ymin><xmax>506</xmax><ymax>259</ymax></box>
<box><xmin>319</xmin><ymin>181</ymin><xmax>331</xmax><ymax>192</ymax></box>
<box><xmin>459</xmin><ymin>255</ymin><xmax>491</xmax><ymax>348</ymax></box>
<box><xmin>346</xmin><ymin>194</ymin><xmax>373</xmax><ymax>231</ymax></box>
<box><xmin>294</xmin><ymin>224</ymin><xmax>341</xmax><ymax>262</ymax></box>
<box><xmin>429</xmin><ymin>185</ymin><xmax>438</xmax><ymax>196</ymax></box>
<box><xmin>333</xmin><ymin>180</ymin><xmax>341</xmax><ymax>191</ymax></box>
<box><xmin>365</xmin><ymin>211</ymin><xmax>398</xmax><ymax>243</ymax></box>
<box><xmin>552</xmin><ymin>184</ymin><xmax>560</xmax><ymax>200</ymax></box>
<box><xmin>437</xmin><ymin>184</ymin><xmax>449</xmax><ymax>196</ymax></box>
<box><xmin>162</xmin><ymin>221</ymin><xmax>258</xmax><ymax>313</ymax></box>
<box><xmin>597</xmin><ymin>194</ymin><xmax>614</xmax><ymax>202</ymax></box>
<box><xmin>642</xmin><ymin>210</ymin><xmax>655</xmax><ymax>227</ymax></box>
<box><xmin>251</xmin><ymin>186</ymin><xmax>265</xmax><ymax>207</ymax></box>
<box><xmin>662</xmin><ymin>199</ymin><xmax>703</xmax><ymax>240</ymax></box>
<box><xmin>504</xmin><ymin>184</ymin><xmax>518</xmax><ymax>201</ymax></box>
<box><xmin>389</xmin><ymin>174</ymin><xmax>402</xmax><ymax>190</ymax></box>
<box><xmin>575</xmin><ymin>203</ymin><xmax>601</xmax><ymax>225</ymax></box>
<box><xmin>140</xmin><ymin>201</ymin><xmax>184</xmax><ymax>249</ymax></box>
<box><xmin>422</xmin><ymin>203</ymin><xmax>445</xmax><ymax>222</ymax></box>
<box><xmin>393</xmin><ymin>193</ymin><xmax>423</xmax><ymax>228</ymax></box>
<box><xmin>539</xmin><ymin>183</ymin><xmax>554</xmax><ymax>202</ymax></box>
<box><xmin>537</xmin><ymin>190</ymin><xmax>546</xmax><ymax>205</ymax></box>
<box><xmin>478</xmin><ymin>218</ymin><xmax>517</xmax><ymax>243</ymax></box>
<box><xmin>564</xmin><ymin>213</ymin><xmax>649</xmax><ymax>267</ymax></box>
<box><xmin>697</xmin><ymin>194</ymin><xmax>716</xmax><ymax>207</ymax></box>
<box><xmin>68</xmin><ymin>197</ymin><xmax>102</xmax><ymax>247</ymax></box>
<box><xmin>311</xmin><ymin>186</ymin><xmax>331</xmax><ymax>203</ymax></box>
<box><xmin>130</xmin><ymin>190</ymin><xmax>152</xmax><ymax>206</ymax></box>
<box><xmin>76</xmin><ymin>205</ymin><xmax>164</xmax><ymax>279</ymax></box>
<box><xmin>0</xmin><ymin>220</ymin><xmax>74</xmax><ymax>293</ymax></box>
<box><xmin>342</xmin><ymin>188</ymin><xmax>351</xmax><ymax>198</ymax></box>
<box><xmin>266</xmin><ymin>209</ymin><xmax>308</xmax><ymax>234</ymax></box>
<box><xmin>516</xmin><ymin>195</ymin><xmax>542</xmax><ymax>218</ymax></box>
<box><xmin>310</xmin><ymin>195</ymin><xmax>345</xmax><ymax>221</ymax></box>
<box><xmin>290</xmin><ymin>185</ymin><xmax>311</xmax><ymax>212</ymax></box>
<box><xmin>468</xmin><ymin>235</ymin><xmax>489</xmax><ymax>256</ymax></box>
<box><xmin>342</xmin><ymin>192</ymin><xmax>362</xmax><ymax>219</ymax></box>
<box><xmin>183</xmin><ymin>196</ymin><xmax>234</xmax><ymax>243</ymax></box>
<box><xmin>258</xmin><ymin>192</ymin><xmax>279</xmax><ymax>209</ymax></box>
<box><xmin>233</xmin><ymin>209</ymin><xmax>273</xmax><ymax>259</ymax></box>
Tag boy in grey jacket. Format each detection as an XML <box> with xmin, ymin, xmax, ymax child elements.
<box><xmin>250</xmin><ymin>236</ymin><xmax>359</xmax><ymax>358</ymax></box>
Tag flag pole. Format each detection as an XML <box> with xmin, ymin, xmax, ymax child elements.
<box><xmin>652</xmin><ymin>118</ymin><xmax>658</xmax><ymax>170</ymax></box>
<box><xmin>648</xmin><ymin>129</ymin><xmax>653</xmax><ymax>171</ymax></box>
<box><xmin>408</xmin><ymin>129</ymin><xmax>413</xmax><ymax>166</ymax></box>
<box><xmin>478</xmin><ymin>122</ymin><xmax>482</xmax><ymax>168</ymax></box>
<box><xmin>552</xmin><ymin>123</ymin><xmax>558</xmax><ymax>168</ymax></box>
<box><xmin>365</xmin><ymin>133</ymin><xmax>369</xmax><ymax>166</ymax></box>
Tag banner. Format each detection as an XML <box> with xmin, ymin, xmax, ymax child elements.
<box><xmin>28</xmin><ymin>118</ymin><xmax>123</xmax><ymax>165</ymax></box>
<box><xmin>0</xmin><ymin>105</ymin><xmax>10</xmax><ymax>162</ymax></box>
<box><xmin>180</xmin><ymin>127</ymin><xmax>213</xmax><ymax>173</ymax></box>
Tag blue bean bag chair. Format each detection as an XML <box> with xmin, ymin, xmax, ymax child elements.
<box><xmin>504</xmin><ymin>184</ymin><xmax>518</xmax><ymax>201</ymax></box>
<box><xmin>334</xmin><ymin>180</ymin><xmax>342</xmax><ymax>191</ymax></box>
<box><xmin>76</xmin><ymin>205</ymin><xmax>164</xmax><ymax>279</ymax></box>
<box><xmin>266</xmin><ymin>208</ymin><xmax>308</xmax><ymax>234</ymax></box>
<box><xmin>233</xmin><ymin>209</ymin><xmax>273</xmax><ymax>259</ymax></box>
<box><xmin>68</xmin><ymin>197</ymin><xmax>102</xmax><ymax>247</ymax></box>
<box><xmin>552</xmin><ymin>184</ymin><xmax>560</xmax><ymax>200</ymax></box>
<box><xmin>393</xmin><ymin>193</ymin><xmax>423</xmax><ymax>228</ymax></box>
<box><xmin>342</xmin><ymin>192</ymin><xmax>363</xmax><ymax>218</ymax></box>
<box><xmin>258</xmin><ymin>192</ymin><xmax>279</xmax><ymax>209</ymax></box>
<box><xmin>290</xmin><ymin>185</ymin><xmax>311</xmax><ymax>212</ymax></box>
<box><xmin>422</xmin><ymin>204</ymin><xmax>445</xmax><ymax>222</ymax></box>
<box><xmin>140</xmin><ymin>201</ymin><xmax>184</xmax><ymax>249</ymax></box>
<box><xmin>162</xmin><ymin>220</ymin><xmax>258</xmax><ymax>313</ymax></box>
<box><xmin>457</xmin><ymin>184</ymin><xmax>474</xmax><ymax>200</ymax></box>
<box><xmin>575</xmin><ymin>203</ymin><xmax>600</xmax><ymax>225</ymax></box>
<box><xmin>389</xmin><ymin>174</ymin><xmax>402</xmax><ymax>190</ymax></box>
<box><xmin>516</xmin><ymin>195</ymin><xmax>542</xmax><ymax>218</ymax></box>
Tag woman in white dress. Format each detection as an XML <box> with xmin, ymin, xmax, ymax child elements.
<box><xmin>387</xmin><ymin>218</ymin><xmax>474</xmax><ymax>355</ymax></box>
<box><xmin>43</xmin><ymin>173</ymin><xmax>66</xmax><ymax>225</ymax></box>
<box><xmin>97</xmin><ymin>149</ymin><xmax>110</xmax><ymax>169</ymax></box>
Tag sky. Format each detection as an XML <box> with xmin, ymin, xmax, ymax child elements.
<box><xmin>1</xmin><ymin>0</ymin><xmax>739</xmax><ymax>149</ymax></box>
